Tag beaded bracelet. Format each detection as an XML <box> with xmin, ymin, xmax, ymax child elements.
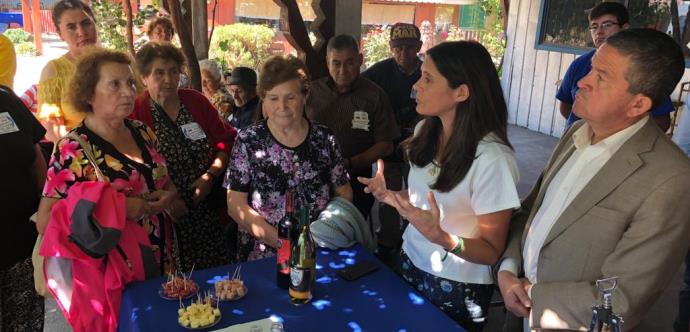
<box><xmin>441</xmin><ymin>236</ymin><xmax>465</xmax><ymax>262</ymax></box>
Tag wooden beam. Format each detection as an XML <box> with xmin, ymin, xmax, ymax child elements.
<box><xmin>166</xmin><ymin>0</ymin><xmax>201</xmax><ymax>91</ymax></box>
<box><xmin>501</xmin><ymin>0</ymin><xmax>509</xmax><ymax>30</ymax></box>
<box><xmin>311</xmin><ymin>0</ymin><xmax>335</xmax><ymax>80</ymax></box>
<box><xmin>124</xmin><ymin>0</ymin><xmax>136</xmax><ymax>59</ymax></box>
<box><xmin>182</xmin><ymin>0</ymin><xmax>192</xmax><ymax>34</ymax></box>
<box><xmin>21</xmin><ymin>0</ymin><xmax>31</xmax><ymax>33</ymax></box>
<box><xmin>31</xmin><ymin>0</ymin><xmax>42</xmax><ymax>55</ymax></box>
<box><xmin>191</xmin><ymin>0</ymin><xmax>209</xmax><ymax>60</ymax></box>
<box><xmin>273</xmin><ymin>0</ymin><xmax>334</xmax><ymax>80</ymax></box>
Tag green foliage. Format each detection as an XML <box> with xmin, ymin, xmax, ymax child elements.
<box><xmin>628</xmin><ymin>1</ymin><xmax>671</xmax><ymax>30</ymax></box>
<box><xmin>478</xmin><ymin>0</ymin><xmax>501</xmax><ymax>17</ymax></box>
<box><xmin>362</xmin><ymin>26</ymin><xmax>391</xmax><ymax>68</ymax></box>
<box><xmin>92</xmin><ymin>0</ymin><xmax>128</xmax><ymax>50</ymax></box>
<box><xmin>91</xmin><ymin>1</ymin><xmax>157</xmax><ymax>50</ymax></box>
<box><xmin>208</xmin><ymin>23</ymin><xmax>275</xmax><ymax>71</ymax></box>
<box><xmin>16</xmin><ymin>41</ymin><xmax>37</xmax><ymax>56</ymax></box>
<box><xmin>479</xmin><ymin>20</ymin><xmax>506</xmax><ymax>68</ymax></box>
<box><xmin>3</xmin><ymin>28</ymin><xmax>32</xmax><ymax>44</ymax></box>
<box><xmin>449</xmin><ymin>0</ymin><xmax>506</xmax><ymax>69</ymax></box>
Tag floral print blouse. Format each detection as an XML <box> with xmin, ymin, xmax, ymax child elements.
<box><xmin>42</xmin><ymin>119</ymin><xmax>174</xmax><ymax>273</ymax></box>
<box><xmin>223</xmin><ymin>120</ymin><xmax>350</xmax><ymax>261</ymax></box>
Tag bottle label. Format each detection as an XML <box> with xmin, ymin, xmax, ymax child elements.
<box><xmin>290</xmin><ymin>267</ymin><xmax>312</xmax><ymax>292</ymax></box>
<box><xmin>277</xmin><ymin>239</ymin><xmax>291</xmax><ymax>274</ymax></box>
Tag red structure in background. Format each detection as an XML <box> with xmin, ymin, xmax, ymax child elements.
<box><xmin>12</xmin><ymin>0</ymin><xmax>468</xmax><ymax>57</ymax></box>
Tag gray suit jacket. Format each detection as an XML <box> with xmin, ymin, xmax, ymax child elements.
<box><xmin>500</xmin><ymin>119</ymin><xmax>690</xmax><ymax>331</ymax></box>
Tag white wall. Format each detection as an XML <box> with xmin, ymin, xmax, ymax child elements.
<box><xmin>501</xmin><ymin>0</ymin><xmax>690</xmax><ymax>137</ymax></box>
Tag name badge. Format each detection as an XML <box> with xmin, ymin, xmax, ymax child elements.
<box><xmin>180</xmin><ymin>122</ymin><xmax>207</xmax><ymax>140</ymax></box>
<box><xmin>352</xmin><ymin>111</ymin><xmax>370</xmax><ymax>131</ymax></box>
<box><xmin>0</xmin><ymin>112</ymin><xmax>20</xmax><ymax>135</ymax></box>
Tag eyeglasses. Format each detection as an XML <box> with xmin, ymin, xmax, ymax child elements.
<box><xmin>588</xmin><ymin>21</ymin><xmax>621</xmax><ymax>32</ymax></box>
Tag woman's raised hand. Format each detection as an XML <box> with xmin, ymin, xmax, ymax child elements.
<box><xmin>393</xmin><ymin>191</ymin><xmax>443</xmax><ymax>243</ymax></box>
<box><xmin>357</xmin><ymin>159</ymin><xmax>397</xmax><ymax>208</ymax></box>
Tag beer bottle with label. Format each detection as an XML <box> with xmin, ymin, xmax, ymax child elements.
<box><xmin>276</xmin><ymin>191</ymin><xmax>296</xmax><ymax>289</ymax></box>
<box><xmin>289</xmin><ymin>206</ymin><xmax>315</xmax><ymax>305</ymax></box>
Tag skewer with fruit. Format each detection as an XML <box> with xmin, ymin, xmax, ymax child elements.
<box><xmin>161</xmin><ymin>265</ymin><xmax>199</xmax><ymax>299</ymax></box>
<box><xmin>177</xmin><ymin>292</ymin><xmax>221</xmax><ymax>329</ymax></box>
<box><xmin>214</xmin><ymin>266</ymin><xmax>247</xmax><ymax>301</ymax></box>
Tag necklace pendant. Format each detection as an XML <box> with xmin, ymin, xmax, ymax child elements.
<box><xmin>428</xmin><ymin>165</ymin><xmax>439</xmax><ymax>177</ymax></box>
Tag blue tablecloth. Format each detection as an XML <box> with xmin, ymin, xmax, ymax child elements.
<box><xmin>119</xmin><ymin>245</ymin><xmax>464</xmax><ymax>331</ymax></box>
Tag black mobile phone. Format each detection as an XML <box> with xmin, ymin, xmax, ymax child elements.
<box><xmin>337</xmin><ymin>260</ymin><xmax>379</xmax><ymax>281</ymax></box>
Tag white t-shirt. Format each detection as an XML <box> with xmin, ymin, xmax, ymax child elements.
<box><xmin>401</xmin><ymin>131</ymin><xmax>521</xmax><ymax>285</ymax></box>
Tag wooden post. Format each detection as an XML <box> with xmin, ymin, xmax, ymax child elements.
<box><xmin>273</xmin><ymin>0</ymin><xmax>334</xmax><ymax>80</ymax></box>
<box><xmin>191</xmin><ymin>0</ymin><xmax>209</xmax><ymax>60</ymax></box>
<box><xmin>166</xmin><ymin>0</ymin><xmax>201</xmax><ymax>91</ymax></box>
<box><xmin>333</xmin><ymin>1</ymin><xmax>361</xmax><ymax>40</ymax></box>
<box><xmin>31</xmin><ymin>0</ymin><xmax>42</xmax><ymax>55</ymax></box>
<box><xmin>21</xmin><ymin>0</ymin><xmax>31</xmax><ymax>33</ymax></box>
<box><xmin>124</xmin><ymin>0</ymin><xmax>136</xmax><ymax>59</ymax></box>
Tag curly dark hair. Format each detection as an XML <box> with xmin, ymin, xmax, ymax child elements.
<box><xmin>68</xmin><ymin>48</ymin><xmax>133</xmax><ymax>113</ymax></box>
<box><xmin>135</xmin><ymin>41</ymin><xmax>186</xmax><ymax>77</ymax></box>
<box><xmin>257</xmin><ymin>55</ymin><xmax>310</xmax><ymax>99</ymax></box>
<box><xmin>147</xmin><ymin>16</ymin><xmax>175</xmax><ymax>39</ymax></box>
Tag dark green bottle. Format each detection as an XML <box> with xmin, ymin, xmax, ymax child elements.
<box><xmin>288</xmin><ymin>206</ymin><xmax>315</xmax><ymax>305</ymax></box>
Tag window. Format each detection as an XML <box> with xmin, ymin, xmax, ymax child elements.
<box><xmin>536</xmin><ymin>0</ymin><xmax>690</xmax><ymax>62</ymax></box>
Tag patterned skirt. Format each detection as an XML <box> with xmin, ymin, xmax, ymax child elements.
<box><xmin>173</xmin><ymin>201</ymin><xmax>230</xmax><ymax>272</ymax></box>
<box><xmin>400</xmin><ymin>250</ymin><xmax>493</xmax><ymax>332</ymax></box>
<box><xmin>0</xmin><ymin>257</ymin><xmax>44</xmax><ymax>332</ymax></box>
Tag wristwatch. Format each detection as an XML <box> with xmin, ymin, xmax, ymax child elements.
<box><xmin>276</xmin><ymin>239</ymin><xmax>283</xmax><ymax>249</ymax></box>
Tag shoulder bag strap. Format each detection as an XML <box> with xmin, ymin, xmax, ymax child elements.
<box><xmin>68</xmin><ymin>132</ymin><xmax>106</xmax><ymax>182</ymax></box>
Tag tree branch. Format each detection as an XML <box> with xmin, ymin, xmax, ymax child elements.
<box><xmin>124</xmin><ymin>0</ymin><xmax>135</xmax><ymax>59</ymax></box>
<box><xmin>166</xmin><ymin>0</ymin><xmax>201</xmax><ymax>91</ymax></box>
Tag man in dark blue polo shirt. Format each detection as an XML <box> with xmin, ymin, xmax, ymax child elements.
<box><xmin>556</xmin><ymin>2</ymin><xmax>673</xmax><ymax>131</ymax></box>
<box><xmin>362</xmin><ymin>23</ymin><xmax>423</xmax><ymax>264</ymax></box>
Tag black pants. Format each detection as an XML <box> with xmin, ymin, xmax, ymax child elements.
<box><xmin>0</xmin><ymin>258</ymin><xmax>44</xmax><ymax>332</ymax></box>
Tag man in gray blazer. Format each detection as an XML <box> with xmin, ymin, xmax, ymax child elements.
<box><xmin>497</xmin><ymin>29</ymin><xmax>690</xmax><ymax>331</ymax></box>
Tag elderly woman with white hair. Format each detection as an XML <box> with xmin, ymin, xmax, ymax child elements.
<box><xmin>200</xmin><ymin>59</ymin><xmax>233</xmax><ymax>124</ymax></box>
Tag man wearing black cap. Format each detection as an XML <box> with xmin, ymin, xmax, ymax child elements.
<box><xmin>226</xmin><ymin>67</ymin><xmax>259</xmax><ymax>130</ymax></box>
<box><xmin>362</xmin><ymin>23</ymin><xmax>423</xmax><ymax>263</ymax></box>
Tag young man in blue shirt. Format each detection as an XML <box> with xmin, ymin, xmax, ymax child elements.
<box><xmin>556</xmin><ymin>2</ymin><xmax>673</xmax><ymax>131</ymax></box>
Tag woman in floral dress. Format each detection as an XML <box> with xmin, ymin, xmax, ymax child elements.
<box><xmin>37</xmin><ymin>49</ymin><xmax>179</xmax><ymax>275</ymax></box>
<box><xmin>132</xmin><ymin>42</ymin><xmax>237</xmax><ymax>271</ymax></box>
<box><xmin>224</xmin><ymin>55</ymin><xmax>352</xmax><ymax>262</ymax></box>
